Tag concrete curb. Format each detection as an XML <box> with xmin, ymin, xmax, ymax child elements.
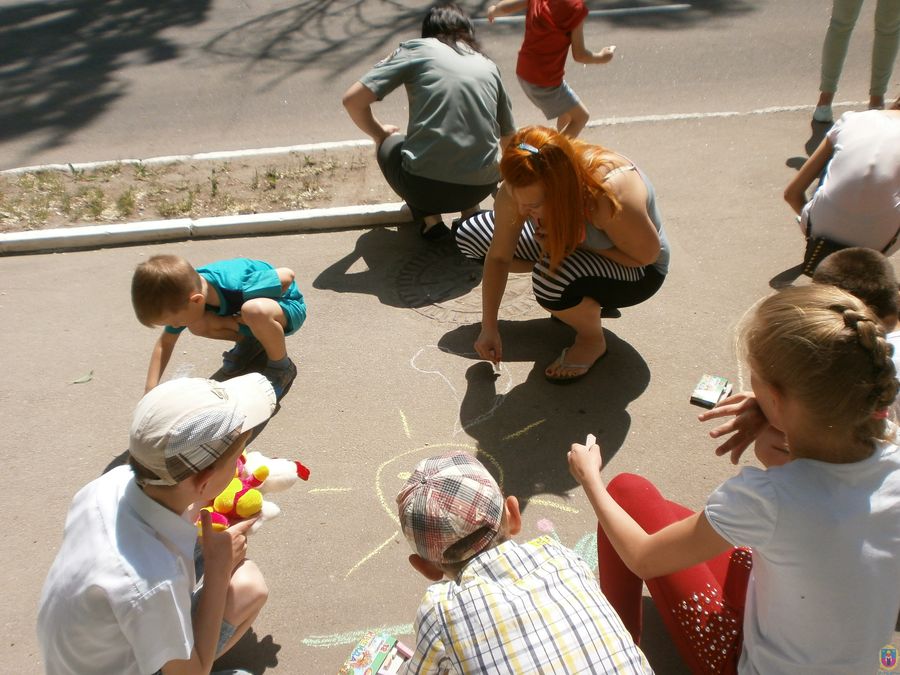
<box><xmin>0</xmin><ymin>202</ymin><xmax>412</xmax><ymax>255</ymax></box>
<box><xmin>1</xmin><ymin>100</ymin><xmax>867</xmax><ymax>256</ymax></box>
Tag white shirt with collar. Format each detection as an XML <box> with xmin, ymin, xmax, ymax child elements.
<box><xmin>37</xmin><ymin>465</ymin><xmax>198</xmax><ymax>675</ymax></box>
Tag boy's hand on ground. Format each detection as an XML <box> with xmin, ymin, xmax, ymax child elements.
<box><xmin>698</xmin><ymin>391</ymin><xmax>768</xmax><ymax>464</ymax></box>
<box><xmin>567</xmin><ymin>434</ymin><xmax>603</xmax><ymax>485</ymax></box>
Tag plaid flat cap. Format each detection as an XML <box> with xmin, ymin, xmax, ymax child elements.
<box><xmin>396</xmin><ymin>451</ymin><xmax>503</xmax><ymax>564</ymax></box>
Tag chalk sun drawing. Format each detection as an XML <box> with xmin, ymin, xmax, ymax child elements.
<box><xmin>308</xmin><ymin>345</ymin><xmax>596</xmax><ymax>651</ymax></box>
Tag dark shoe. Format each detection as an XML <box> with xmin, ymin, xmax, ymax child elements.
<box><xmin>420</xmin><ymin>219</ymin><xmax>450</xmax><ymax>241</ymax></box>
<box><xmin>221</xmin><ymin>335</ymin><xmax>265</xmax><ymax>375</ymax></box>
<box><xmin>263</xmin><ymin>358</ymin><xmax>297</xmax><ymax>400</ymax></box>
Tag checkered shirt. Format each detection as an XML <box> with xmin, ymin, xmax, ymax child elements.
<box><xmin>407</xmin><ymin>536</ymin><xmax>654</xmax><ymax>674</ymax></box>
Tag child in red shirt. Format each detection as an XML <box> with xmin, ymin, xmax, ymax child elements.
<box><xmin>489</xmin><ymin>0</ymin><xmax>615</xmax><ymax>137</ymax></box>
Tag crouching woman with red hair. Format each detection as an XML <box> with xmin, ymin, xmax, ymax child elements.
<box><xmin>454</xmin><ymin>125</ymin><xmax>670</xmax><ymax>383</ymax></box>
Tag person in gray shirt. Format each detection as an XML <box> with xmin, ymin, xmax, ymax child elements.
<box><xmin>343</xmin><ymin>2</ymin><xmax>516</xmax><ymax>240</ymax></box>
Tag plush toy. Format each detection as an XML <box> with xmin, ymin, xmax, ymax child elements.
<box><xmin>197</xmin><ymin>449</ymin><xmax>310</xmax><ymax>535</ymax></box>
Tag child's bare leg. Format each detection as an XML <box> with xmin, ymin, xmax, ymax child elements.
<box><xmin>217</xmin><ymin>560</ymin><xmax>268</xmax><ymax>656</ymax></box>
<box><xmin>239</xmin><ymin>298</ymin><xmax>288</xmax><ymax>361</ymax></box>
<box><xmin>241</xmin><ymin>298</ymin><xmax>296</xmax><ymax>398</ymax></box>
<box><xmin>556</xmin><ymin>102</ymin><xmax>590</xmax><ymax>139</ymax></box>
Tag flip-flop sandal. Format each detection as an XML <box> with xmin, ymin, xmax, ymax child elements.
<box><xmin>544</xmin><ymin>347</ymin><xmax>608</xmax><ymax>384</ymax></box>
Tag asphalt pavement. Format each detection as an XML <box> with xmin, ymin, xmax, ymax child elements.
<box><xmin>3</xmin><ymin>0</ymin><xmax>899</xmax><ymax>673</ymax></box>
<box><xmin>8</xmin><ymin>105</ymin><xmax>900</xmax><ymax>674</ymax></box>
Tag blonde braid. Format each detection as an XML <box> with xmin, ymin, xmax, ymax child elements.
<box><xmin>840</xmin><ymin>307</ymin><xmax>898</xmax><ymax>441</ymax></box>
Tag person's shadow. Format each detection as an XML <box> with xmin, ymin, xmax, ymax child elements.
<box><xmin>773</xmin><ymin>120</ymin><xmax>833</xmax><ymax>288</ymax></box>
<box><xmin>439</xmin><ymin>319</ymin><xmax>651</xmax><ymax>511</ymax></box>
<box><xmin>313</xmin><ymin>227</ymin><xmax>482</xmax><ymax>309</ymax></box>
<box><xmin>211</xmin><ymin>629</ymin><xmax>281</xmax><ymax>673</ymax></box>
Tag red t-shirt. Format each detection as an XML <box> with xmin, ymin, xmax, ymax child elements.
<box><xmin>516</xmin><ymin>0</ymin><xmax>589</xmax><ymax>88</ymax></box>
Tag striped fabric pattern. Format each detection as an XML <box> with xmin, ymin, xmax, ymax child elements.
<box><xmin>407</xmin><ymin>537</ymin><xmax>654</xmax><ymax>674</ymax></box>
<box><xmin>454</xmin><ymin>211</ymin><xmax>644</xmax><ymax>306</ymax></box>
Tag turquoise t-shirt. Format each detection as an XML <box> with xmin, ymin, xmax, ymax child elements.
<box><xmin>360</xmin><ymin>38</ymin><xmax>515</xmax><ymax>186</ymax></box>
<box><xmin>164</xmin><ymin>258</ymin><xmax>304</xmax><ymax>334</ymax></box>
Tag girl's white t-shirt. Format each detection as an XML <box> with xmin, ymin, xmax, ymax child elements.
<box><xmin>705</xmin><ymin>439</ymin><xmax>900</xmax><ymax>674</ymax></box>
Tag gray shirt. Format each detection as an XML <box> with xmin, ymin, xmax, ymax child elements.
<box><xmin>360</xmin><ymin>38</ymin><xmax>515</xmax><ymax>186</ymax></box>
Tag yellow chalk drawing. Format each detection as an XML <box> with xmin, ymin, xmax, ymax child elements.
<box><xmin>529</xmin><ymin>497</ymin><xmax>579</xmax><ymax>514</ymax></box>
<box><xmin>399</xmin><ymin>408</ymin><xmax>411</xmax><ymax>439</ymax></box>
<box><xmin>503</xmin><ymin>419</ymin><xmax>546</xmax><ymax>441</ymax></box>
<box><xmin>346</xmin><ymin>530</ymin><xmax>400</xmax><ymax>579</ymax></box>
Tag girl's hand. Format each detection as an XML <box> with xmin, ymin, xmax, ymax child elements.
<box><xmin>698</xmin><ymin>391</ymin><xmax>769</xmax><ymax>464</ymax></box>
<box><xmin>475</xmin><ymin>326</ymin><xmax>503</xmax><ymax>365</ymax></box>
<box><xmin>567</xmin><ymin>434</ymin><xmax>603</xmax><ymax>485</ymax></box>
<box><xmin>754</xmin><ymin>425</ymin><xmax>791</xmax><ymax>467</ymax></box>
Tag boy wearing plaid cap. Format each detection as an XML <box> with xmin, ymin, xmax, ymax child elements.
<box><xmin>397</xmin><ymin>451</ymin><xmax>653</xmax><ymax>674</ymax></box>
<box><xmin>37</xmin><ymin>374</ymin><xmax>276</xmax><ymax>675</ymax></box>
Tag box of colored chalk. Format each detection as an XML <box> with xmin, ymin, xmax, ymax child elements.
<box><xmin>690</xmin><ymin>374</ymin><xmax>732</xmax><ymax>409</ymax></box>
<box><xmin>339</xmin><ymin>631</ymin><xmax>412</xmax><ymax>675</ymax></box>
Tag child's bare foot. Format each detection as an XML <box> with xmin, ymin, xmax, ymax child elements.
<box><xmin>596</xmin><ymin>46</ymin><xmax>616</xmax><ymax>64</ymax></box>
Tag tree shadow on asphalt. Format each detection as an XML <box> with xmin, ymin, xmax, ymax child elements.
<box><xmin>313</xmin><ymin>225</ymin><xmax>482</xmax><ymax>309</ymax></box>
<box><xmin>202</xmin><ymin>0</ymin><xmax>757</xmax><ymax>87</ymax></box>
<box><xmin>0</xmin><ymin>0</ymin><xmax>211</xmax><ymax>163</ymax></box>
<box><xmin>439</xmin><ymin>320</ymin><xmax>651</xmax><ymax>513</ymax></box>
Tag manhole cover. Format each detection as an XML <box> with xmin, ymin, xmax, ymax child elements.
<box><xmin>396</xmin><ymin>244</ymin><xmax>541</xmax><ymax>324</ymax></box>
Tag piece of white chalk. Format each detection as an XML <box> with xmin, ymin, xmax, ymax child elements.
<box><xmin>492</xmin><ymin>361</ymin><xmax>502</xmax><ymax>376</ymax></box>
<box><xmin>585</xmin><ymin>433</ymin><xmax>596</xmax><ymax>447</ymax></box>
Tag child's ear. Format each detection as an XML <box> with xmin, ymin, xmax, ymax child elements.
<box><xmin>188</xmin><ymin>292</ymin><xmax>205</xmax><ymax>305</ymax></box>
<box><xmin>504</xmin><ymin>495</ymin><xmax>522</xmax><ymax>536</ymax></box>
<box><xmin>408</xmin><ymin>554</ymin><xmax>445</xmax><ymax>582</ymax></box>
<box><xmin>192</xmin><ymin>466</ymin><xmax>219</xmax><ymax>494</ymax></box>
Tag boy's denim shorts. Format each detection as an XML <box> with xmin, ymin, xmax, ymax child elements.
<box><xmin>518</xmin><ymin>76</ymin><xmax>581</xmax><ymax>120</ymax></box>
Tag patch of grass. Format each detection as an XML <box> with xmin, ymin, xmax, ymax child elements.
<box><xmin>1</xmin><ymin>149</ymin><xmax>370</xmax><ymax>231</ymax></box>
<box><xmin>156</xmin><ymin>185</ymin><xmax>196</xmax><ymax>219</ymax></box>
<box><xmin>116</xmin><ymin>188</ymin><xmax>136</xmax><ymax>218</ymax></box>
<box><xmin>264</xmin><ymin>167</ymin><xmax>279</xmax><ymax>190</ymax></box>
<box><xmin>82</xmin><ymin>186</ymin><xmax>106</xmax><ymax>218</ymax></box>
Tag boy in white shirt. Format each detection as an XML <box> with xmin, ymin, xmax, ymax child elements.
<box><xmin>37</xmin><ymin>374</ymin><xmax>275</xmax><ymax>675</ymax></box>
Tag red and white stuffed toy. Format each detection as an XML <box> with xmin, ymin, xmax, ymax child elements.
<box><xmin>197</xmin><ymin>449</ymin><xmax>310</xmax><ymax>534</ymax></box>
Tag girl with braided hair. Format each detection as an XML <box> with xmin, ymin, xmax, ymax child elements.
<box><xmin>568</xmin><ymin>284</ymin><xmax>900</xmax><ymax>674</ymax></box>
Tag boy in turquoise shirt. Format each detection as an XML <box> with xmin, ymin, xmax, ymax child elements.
<box><xmin>132</xmin><ymin>254</ymin><xmax>306</xmax><ymax>399</ymax></box>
